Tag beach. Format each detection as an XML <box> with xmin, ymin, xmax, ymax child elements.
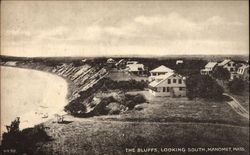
<box><xmin>1</xmin><ymin>66</ymin><xmax>68</xmax><ymax>134</ymax></box>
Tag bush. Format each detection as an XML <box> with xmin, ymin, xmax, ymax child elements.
<box><xmin>91</xmin><ymin>96</ymin><xmax>116</xmax><ymax>115</ymax></box>
<box><xmin>228</xmin><ymin>78</ymin><xmax>245</xmax><ymax>94</ymax></box>
<box><xmin>64</xmin><ymin>100</ymin><xmax>87</xmax><ymax>116</ymax></box>
<box><xmin>186</xmin><ymin>74</ymin><xmax>224</xmax><ymax>101</ymax></box>
<box><xmin>122</xmin><ymin>94</ymin><xmax>146</xmax><ymax>110</ymax></box>
<box><xmin>1</xmin><ymin>118</ymin><xmax>51</xmax><ymax>155</ymax></box>
<box><xmin>212</xmin><ymin>66</ymin><xmax>230</xmax><ymax>81</ymax></box>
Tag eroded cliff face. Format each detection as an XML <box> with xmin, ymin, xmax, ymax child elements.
<box><xmin>51</xmin><ymin>63</ymin><xmax>107</xmax><ymax>102</ymax></box>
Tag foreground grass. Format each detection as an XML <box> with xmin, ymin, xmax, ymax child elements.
<box><xmin>39</xmin><ymin>119</ymin><xmax>248</xmax><ymax>155</ymax></box>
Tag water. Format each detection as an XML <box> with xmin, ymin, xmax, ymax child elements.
<box><xmin>1</xmin><ymin>66</ymin><xmax>68</xmax><ymax>134</ymax></box>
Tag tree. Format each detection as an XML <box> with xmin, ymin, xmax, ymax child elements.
<box><xmin>212</xmin><ymin>66</ymin><xmax>230</xmax><ymax>81</ymax></box>
<box><xmin>228</xmin><ymin>78</ymin><xmax>245</xmax><ymax>94</ymax></box>
<box><xmin>6</xmin><ymin>117</ymin><xmax>20</xmax><ymax>133</ymax></box>
<box><xmin>186</xmin><ymin>74</ymin><xmax>224</xmax><ymax>101</ymax></box>
<box><xmin>64</xmin><ymin>100</ymin><xmax>87</xmax><ymax>116</ymax></box>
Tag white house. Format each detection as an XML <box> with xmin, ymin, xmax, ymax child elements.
<box><xmin>107</xmin><ymin>58</ymin><xmax>116</xmax><ymax>64</ymax></box>
<box><xmin>126</xmin><ymin>61</ymin><xmax>138</xmax><ymax>67</ymax></box>
<box><xmin>149</xmin><ymin>65</ymin><xmax>174</xmax><ymax>81</ymax></box>
<box><xmin>200</xmin><ymin>62</ymin><xmax>217</xmax><ymax>75</ymax></box>
<box><xmin>218</xmin><ymin>59</ymin><xmax>237</xmax><ymax>80</ymax></box>
<box><xmin>237</xmin><ymin>64</ymin><xmax>249</xmax><ymax>81</ymax></box>
<box><xmin>127</xmin><ymin>63</ymin><xmax>146</xmax><ymax>75</ymax></box>
<box><xmin>218</xmin><ymin>59</ymin><xmax>236</xmax><ymax>72</ymax></box>
<box><xmin>149</xmin><ymin>72</ymin><xmax>186</xmax><ymax>97</ymax></box>
<box><xmin>176</xmin><ymin>60</ymin><xmax>184</xmax><ymax>65</ymax></box>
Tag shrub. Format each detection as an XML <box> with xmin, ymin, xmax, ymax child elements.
<box><xmin>1</xmin><ymin>118</ymin><xmax>51</xmax><ymax>155</ymax></box>
<box><xmin>228</xmin><ymin>78</ymin><xmax>245</xmax><ymax>94</ymax></box>
<box><xmin>186</xmin><ymin>74</ymin><xmax>224</xmax><ymax>101</ymax></box>
<box><xmin>122</xmin><ymin>94</ymin><xmax>146</xmax><ymax>110</ymax></box>
<box><xmin>212</xmin><ymin>66</ymin><xmax>230</xmax><ymax>81</ymax></box>
<box><xmin>64</xmin><ymin>100</ymin><xmax>87</xmax><ymax>116</ymax></box>
<box><xmin>91</xmin><ymin>96</ymin><xmax>116</xmax><ymax>115</ymax></box>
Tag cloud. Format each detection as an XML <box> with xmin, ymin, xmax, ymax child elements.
<box><xmin>206</xmin><ymin>16</ymin><xmax>244</xmax><ymax>26</ymax></box>
<box><xmin>2</xmin><ymin>12</ymin><xmax>248</xmax><ymax>57</ymax></box>
<box><xmin>104</xmin><ymin>23</ymin><xmax>137</xmax><ymax>37</ymax></box>
<box><xmin>134</xmin><ymin>15</ymin><xmax>162</xmax><ymax>25</ymax></box>
<box><xmin>37</xmin><ymin>26</ymin><xmax>69</xmax><ymax>40</ymax></box>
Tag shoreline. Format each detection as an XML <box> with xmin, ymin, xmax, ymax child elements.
<box><xmin>1</xmin><ymin>64</ymin><xmax>77</xmax><ymax>101</ymax></box>
<box><xmin>0</xmin><ymin>65</ymin><xmax>69</xmax><ymax>135</ymax></box>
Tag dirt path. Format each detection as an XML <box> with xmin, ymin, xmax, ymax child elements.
<box><xmin>223</xmin><ymin>93</ymin><xmax>249</xmax><ymax>119</ymax></box>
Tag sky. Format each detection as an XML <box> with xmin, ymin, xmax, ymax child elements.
<box><xmin>1</xmin><ymin>1</ymin><xmax>249</xmax><ymax>57</ymax></box>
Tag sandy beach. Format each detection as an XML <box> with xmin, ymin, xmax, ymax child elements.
<box><xmin>1</xmin><ymin>66</ymin><xmax>68</xmax><ymax>134</ymax></box>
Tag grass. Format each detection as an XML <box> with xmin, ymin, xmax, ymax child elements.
<box><xmin>229</xmin><ymin>89</ymin><xmax>249</xmax><ymax>112</ymax></box>
<box><xmin>39</xmin><ymin>119</ymin><xmax>248</xmax><ymax>155</ymax></box>
<box><xmin>36</xmin><ymin>91</ymin><xmax>249</xmax><ymax>154</ymax></box>
<box><xmin>107</xmin><ymin>69</ymin><xmax>149</xmax><ymax>82</ymax></box>
<box><xmin>117</xmin><ymin>91</ymin><xmax>249</xmax><ymax>126</ymax></box>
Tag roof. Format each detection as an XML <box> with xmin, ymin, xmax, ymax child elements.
<box><xmin>176</xmin><ymin>60</ymin><xmax>183</xmax><ymax>63</ymax></box>
<box><xmin>205</xmin><ymin>62</ymin><xmax>217</xmax><ymax>68</ymax></box>
<box><xmin>118</xmin><ymin>59</ymin><xmax>125</xmax><ymax>63</ymax></box>
<box><xmin>127</xmin><ymin>61</ymin><xmax>138</xmax><ymax>64</ymax></box>
<box><xmin>201</xmin><ymin>68</ymin><xmax>211</xmax><ymax>72</ymax></box>
<box><xmin>239</xmin><ymin>64</ymin><xmax>249</xmax><ymax>70</ymax></box>
<box><xmin>218</xmin><ymin>59</ymin><xmax>231</xmax><ymax>66</ymax></box>
<box><xmin>107</xmin><ymin>58</ymin><xmax>115</xmax><ymax>63</ymax></box>
<box><xmin>150</xmin><ymin>65</ymin><xmax>174</xmax><ymax>73</ymax></box>
<box><xmin>149</xmin><ymin>72</ymin><xmax>175</xmax><ymax>87</ymax></box>
<box><xmin>115</xmin><ymin>59</ymin><xmax>125</xmax><ymax>65</ymax></box>
<box><xmin>128</xmin><ymin>64</ymin><xmax>144</xmax><ymax>72</ymax></box>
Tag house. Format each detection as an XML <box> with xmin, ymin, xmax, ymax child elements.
<box><xmin>126</xmin><ymin>61</ymin><xmax>138</xmax><ymax>68</ymax></box>
<box><xmin>237</xmin><ymin>64</ymin><xmax>249</xmax><ymax>81</ymax></box>
<box><xmin>200</xmin><ymin>62</ymin><xmax>217</xmax><ymax>75</ymax></box>
<box><xmin>176</xmin><ymin>60</ymin><xmax>184</xmax><ymax>65</ymax></box>
<box><xmin>218</xmin><ymin>59</ymin><xmax>237</xmax><ymax>80</ymax></box>
<box><xmin>107</xmin><ymin>58</ymin><xmax>116</xmax><ymax>64</ymax></box>
<box><xmin>107</xmin><ymin>58</ymin><xmax>116</xmax><ymax>67</ymax></box>
<box><xmin>115</xmin><ymin>59</ymin><xmax>126</xmax><ymax>69</ymax></box>
<box><xmin>218</xmin><ymin>59</ymin><xmax>236</xmax><ymax>72</ymax></box>
<box><xmin>127</xmin><ymin>63</ymin><xmax>147</xmax><ymax>76</ymax></box>
<box><xmin>149</xmin><ymin>72</ymin><xmax>186</xmax><ymax>97</ymax></box>
<box><xmin>149</xmin><ymin>65</ymin><xmax>174</xmax><ymax>81</ymax></box>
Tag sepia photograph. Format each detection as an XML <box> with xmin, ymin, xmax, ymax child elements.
<box><xmin>0</xmin><ymin>1</ymin><xmax>249</xmax><ymax>154</ymax></box>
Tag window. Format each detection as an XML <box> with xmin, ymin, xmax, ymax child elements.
<box><xmin>163</xmin><ymin>87</ymin><xmax>166</xmax><ymax>92</ymax></box>
<box><xmin>173</xmin><ymin>79</ymin><xmax>176</xmax><ymax>83</ymax></box>
<box><xmin>230</xmin><ymin>68</ymin><xmax>234</xmax><ymax>72</ymax></box>
<box><xmin>166</xmin><ymin>87</ymin><xmax>169</xmax><ymax>92</ymax></box>
<box><xmin>178</xmin><ymin>79</ymin><xmax>182</xmax><ymax>84</ymax></box>
<box><xmin>179</xmin><ymin>87</ymin><xmax>182</xmax><ymax>91</ymax></box>
<box><xmin>157</xmin><ymin>87</ymin><xmax>161</xmax><ymax>92</ymax></box>
<box><xmin>168</xmin><ymin>79</ymin><xmax>171</xmax><ymax>84</ymax></box>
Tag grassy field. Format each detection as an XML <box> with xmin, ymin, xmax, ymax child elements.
<box><xmin>39</xmin><ymin>119</ymin><xmax>249</xmax><ymax>155</ymax></box>
<box><xmin>107</xmin><ymin>69</ymin><xmax>148</xmax><ymax>82</ymax></box>
<box><xmin>36</xmin><ymin>91</ymin><xmax>249</xmax><ymax>155</ymax></box>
